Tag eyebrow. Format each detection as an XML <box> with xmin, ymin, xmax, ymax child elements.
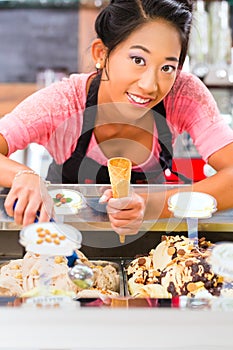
<box><xmin>130</xmin><ymin>45</ymin><xmax>179</xmax><ymax>62</ymax></box>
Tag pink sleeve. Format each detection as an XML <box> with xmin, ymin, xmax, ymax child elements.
<box><xmin>165</xmin><ymin>72</ymin><xmax>233</xmax><ymax>162</ymax></box>
<box><xmin>0</xmin><ymin>73</ymin><xmax>90</xmax><ymax>163</ymax></box>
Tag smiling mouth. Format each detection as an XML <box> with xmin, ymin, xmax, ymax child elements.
<box><xmin>127</xmin><ymin>92</ymin><xmax>151</xmax><ymax>105</ymax></box>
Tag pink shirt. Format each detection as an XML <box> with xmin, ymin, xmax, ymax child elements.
<box><xmin>1</xmin><ymin>71</ymin><xmax>233</xmax><ymax>171</ymax></box>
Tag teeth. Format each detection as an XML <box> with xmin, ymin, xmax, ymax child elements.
<box><xmin>128</xmin><ymin>93</ymin><xmax>150</xmax><ymax>104</ymax></box>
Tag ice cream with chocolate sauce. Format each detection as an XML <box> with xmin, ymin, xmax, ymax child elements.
<box><xmin>127</xmin><ymin>235</ymin><xmax>223</xmax><ymax>298</ymax></box>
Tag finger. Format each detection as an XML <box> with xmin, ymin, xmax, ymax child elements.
<box><xmin>4</xmin><ymin>191</ymin><xmax>18</xmax><ymax>218</ymax></box>
<box><xmin>111</xmin><ymin>223</ymin><xmax>139</xmax><ymax>236</ymax></box>
<box><xmin>22</xmin><ymin>200</ymin><xmax>42</xmax><ymax>226</ymax></box>
<box><xmin>99</xmin><ymin>189</ymin><xmax>113</xmax><ymax>203</ymax></box>
<box><xmin>109</xmin><ymin>216</ymin><xmax>141</xmax><ymax>228</ymax></box>
<box><xmin>109</xmin><ymin>208</ymin><xmax>144</xmax><ymax>221</ymax></box>
<box><xmin>99</xmin><ymin>185</ymin><xmax>111</xmax><ymax>196</ymax></box>
<box><xmin>107</xmin><ymin>195</ymin><xmax>141</xmax><ymax>210</ymax></box>
<box><xmin>38</xmin><ymin>185</ymin><xmax>56</xmax><ymax>222</ymax></box>
<box><xmin>12</xmin><ymin>197</ymin><xmax>35</xmax><ymax>226</ymax></box>
<box><xmin>107</xmin><ymin>198</ymin><xmax>144</xmax><ymax>218</ymax></box>
<box><xmin>106</xmin><ymin>198</ymin><xmax>132</xmax><ymax>213</ymax></box>
<box><xmin>38</xmin><ymin>202</ymin><xmax>55</xmax><ymax>223</ymax></box>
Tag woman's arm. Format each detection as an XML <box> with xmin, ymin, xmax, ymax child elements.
<box><xmin>145</xmin><ymin>143</ymin><xmax>233</xmax><ymax>218</ymax></box>
<box><xmin>103</xmin><ymin>143</ymin><xmax>233</xmax><ymax>235</ymax></box>
<box><xmin>0</xmin><ymin>134</ymin><xmax>54</xmax><ymax>226</ymax></box>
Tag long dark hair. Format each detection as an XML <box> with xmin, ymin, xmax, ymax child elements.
<box><xmin>95</xmin><ymin>0</ymin><xmax>193</xmax><ymax>69</ymax></box>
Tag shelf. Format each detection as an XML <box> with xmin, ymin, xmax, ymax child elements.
<box><xmin>1</xmin><ymin>184</ymin><xmax>233</xmax><ymax>232</ymax></box>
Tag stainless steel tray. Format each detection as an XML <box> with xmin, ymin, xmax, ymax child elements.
<box><xmin>85</xmin><ymin>259</ymin><xmax>125</xmax><ymax>296</ymax></box>
<box><xmin>0</xmin><ymin>258</ymin><xmax>125</xmax><ymax>297</ymax></box>
<box><xmin>122</xmin><ymin>260</ymin><xmax>132</xmax><ymax>297</ymax></box>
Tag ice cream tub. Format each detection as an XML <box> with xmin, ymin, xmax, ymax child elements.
<box><xmin>124</xmin><ymin>235</ymin><xmax>223</xmax><ymax>299</ymax></box>
<box><xmin>168</xmin><ymin>191</ymin><xmax>217</xmax><ymax>218</ymax></box>
<box><xmin>0</xmin><ymin>257</ymin><xmax>124</xmax><ymax>298</ymax></box>
<box><xmin>75</xmin><ymin>260</ymin><xmax>125</xmax><ymax>298</ymax></box>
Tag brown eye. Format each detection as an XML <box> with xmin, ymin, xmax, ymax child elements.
<box><xmin>162</xmin><ymin>65</ymin><xmax>175</xmax><ymax>73</ymax></box>
<box><xmin>132</xmin><ymin>56</ymin><xmax>145</xmax><ymax>66</ymax></box>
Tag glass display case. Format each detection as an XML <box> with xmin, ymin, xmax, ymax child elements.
<box><xmin>0</xmin><ymin>184</ymin><xmax>233</xmax><ymax>349</ymax></box>
<box><xmin>1</xmin><ymin>184</ymin><xmax>233</xmax><ymax>260</ymax></box>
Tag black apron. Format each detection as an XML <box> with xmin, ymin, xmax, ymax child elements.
<box><xmin>46</xmin><ymin>75</ymin><xmax>191</xmax><ymax>185</ymax></box>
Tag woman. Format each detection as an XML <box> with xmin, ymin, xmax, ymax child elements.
<box><xmin>1</xmin><ymin>0</ymin><xmax>233</xmax><ymax>237</ymax></box>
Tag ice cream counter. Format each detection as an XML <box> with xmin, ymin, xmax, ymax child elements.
<box><xmin>0</xmin><ymin>184</ymin><xmax>233</xmax><ymax>349</ymax></box>
<box><xmin>0</xmin><ymin>184</ymin><xmax>233</xmax><ymax>260</ymax></box>
<box><xmin>1</xmin><ymin>183</ymin><xmax>233</xmax><ymax>231</ymax></box>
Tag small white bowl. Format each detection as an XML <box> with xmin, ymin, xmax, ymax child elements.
<box><xmin>168</xmin><ymin>191</ymin><xmax>217</xmax><ymax>218</ymax></box>
<box><xmin>20</xmin><ymin>222</ymin><xmax>82</xmax><ymax>256</ymax></box>
<box><xmin>49</xmin><ymin>189</ymin><xmax>86</xmax><ymax>215</ymax></box>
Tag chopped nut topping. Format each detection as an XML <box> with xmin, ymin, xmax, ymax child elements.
<box><xmin>53</xmin><ymin>238</ymin><xmax>60</xmax><ymax>245</ymax></box>
<box><xmin>11</xmin><ymin>264</ymin><xmax>21</xmax><ymax>270</ymax></box>
<box><xmin>177</xmin><ymin>249</ymin><xmax>185</xmax><ymax>256</ymax></box>
<box><xmin>35</xmin><ymin>227</ymin><xmax>66</xmax><ymax>245</ymax></box>
<box><xmin>167</xmin><ymin>247</ymin><xmax>176</xmax><ymax>256</ymax></box>
<box><xmin>54</xmin><ymin>256</ymin><xmax>64</xmax><ymax>264</ymax></box>
<box><xmin>15</xmin><ymin>273</ymin><xmax>23</xmax><ymax>279</ymax></box>
<box><xmin>138</xmin><ymin>258</ymin><xmax>146</xmax><ymax>266</ymax></box>
<box><xmin>31</xmin><ymin>269</ymin><xmax>39</xmax><ymax>276</ymax></box>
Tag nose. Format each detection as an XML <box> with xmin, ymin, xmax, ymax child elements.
<box><xmin>137</xmin><ymin>69</ymin><xmax>158</xmax><ymax>94</ymax></box>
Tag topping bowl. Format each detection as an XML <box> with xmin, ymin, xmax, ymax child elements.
<box><xmin>19</xmin><ymin>222</ymin><xmax>82</xmax><ymax>256</ymax></box>
<box><xmin>168</xmin><ymin>191</ymin><xmax>217</xmax><ymax>219</ymax></box>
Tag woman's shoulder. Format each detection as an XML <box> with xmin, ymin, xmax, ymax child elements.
<box><xmin>68</xmin><ymin>71</ymin><xmax>95</xmax><ymax>86</ymax></box>
<box><xmin>58</xmin><ymin>72</ymin><xmax>94</xmax><ymax>101</ymax></box>
<box><xmin>36</xmin><ymin>71</ymin><xmax>95</xmax><ymax>112</ymax></box>
<box><xmin>171</xmin><ymin>71</ymin><xmax>211</xmax><ymax>100</ymax></box>
<box><xmin>164</xmin><ymin>70</ymin><xmax>220</xmax><ymax>134</ymax></box>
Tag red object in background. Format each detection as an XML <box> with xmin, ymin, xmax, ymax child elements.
<box><xmin>165</xmin><ymin>158</ymin><xmax>206</xmax><ymax>183</ymax></box>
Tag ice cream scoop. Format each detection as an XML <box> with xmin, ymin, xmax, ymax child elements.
<box><xmin>68</xmin><ymin>262</ymin><xmax>94</xmax><ymax>289</ymax></box>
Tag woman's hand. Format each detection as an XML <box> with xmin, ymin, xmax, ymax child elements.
<box><xmin>99</xmin><ymin>189</ymin><xmax>146</xmax><ymax>236</ymax></box>
<box><xmin>4</xmin><ymin>172</ymin><xmax>54</xmax><ymax>226</ymax></box>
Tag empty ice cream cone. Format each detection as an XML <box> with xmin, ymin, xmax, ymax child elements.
<box><xmin>107</xmin><ymin>157</ymin><xmax>132</xmax><ymax>244</ymax></box>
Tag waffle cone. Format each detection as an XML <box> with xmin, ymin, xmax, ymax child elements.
<box><xmin>107</xmin><ymin>157</ymin><xmax>132</xmax><ymax>244</ymax></box>
<box><xmin>107</xmin><ymin>157</ymin><xmax>132</xmax><ymax>198</ymax></box>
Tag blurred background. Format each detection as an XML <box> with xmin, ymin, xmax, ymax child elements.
<box><xmin>0</xmin><ymin>0</ymin><xmax>233</xmax><ymax>181</ymax></box>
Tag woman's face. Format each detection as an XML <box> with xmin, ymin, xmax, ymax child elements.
<box><xmin>98</xmin><ymin>20</ymin><xmax>181</xmax><ymax>113</ymax></box>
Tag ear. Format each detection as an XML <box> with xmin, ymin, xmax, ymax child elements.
<box><xmin>91</xmin><ymin>38</ymin><xmax>107</xmax><ymax>69</ymax></box>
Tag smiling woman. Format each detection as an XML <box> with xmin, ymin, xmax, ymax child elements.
<box><xmin>0</xmin><ymin>0</ymin><xmax>233</xmax><ymax>237</ymax></box>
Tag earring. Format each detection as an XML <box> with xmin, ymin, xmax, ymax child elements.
<box><xmin>95</xmin><ymin>62</ymin><xmax>101</xmax><ymax>70</ymax></box>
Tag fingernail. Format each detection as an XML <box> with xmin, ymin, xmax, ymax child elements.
<box><xmin>99</xmin><ymin>194</ymin><xmax>108</xmax><ymax>203</ymax></box>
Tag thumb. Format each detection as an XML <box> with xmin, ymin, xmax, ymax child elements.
<box><xmin>99</xmin><ymin>189</ymin><xmax>113</xmax><ymax>203</ymax></box>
